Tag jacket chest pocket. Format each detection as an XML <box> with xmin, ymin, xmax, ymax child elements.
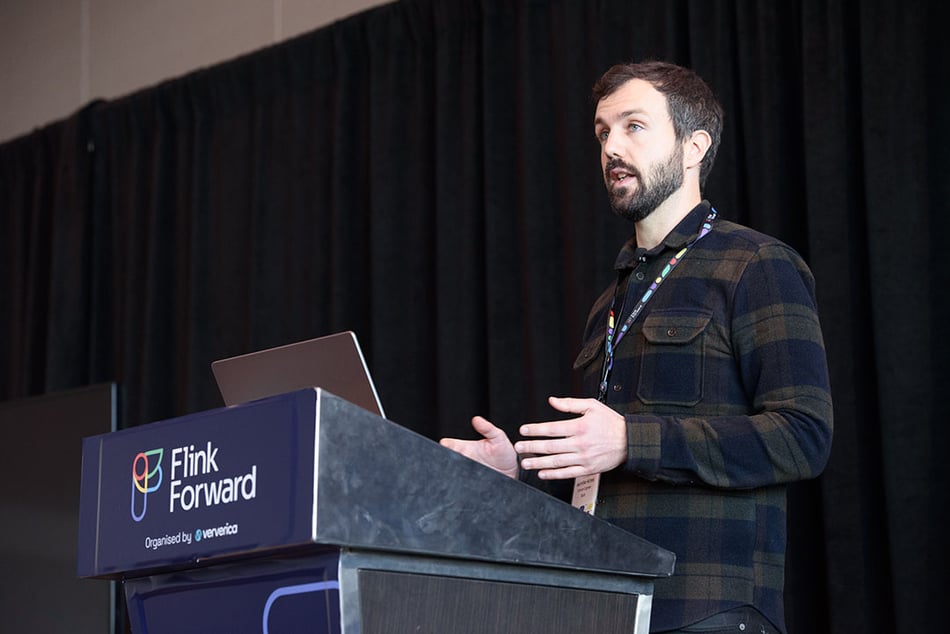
<box><xmin>637</xmin><ymin>310</ymin><xmax>712</xmax><ymax>407</ymax></box>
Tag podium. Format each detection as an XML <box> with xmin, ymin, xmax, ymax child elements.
<box><xmin>77</xmin><ymin>389</ymin><xmax>674</xmax><ymax>633</ymax></box>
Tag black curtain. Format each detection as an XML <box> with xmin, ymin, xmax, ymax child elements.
<box><xmin>1</xmin><ymin>0</ymin><xmax>946</xmax><ymax>632</ymax></box>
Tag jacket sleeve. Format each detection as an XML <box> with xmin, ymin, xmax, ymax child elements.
<box><xmin>622</xmin><ymin>244</ymin><xmax>834</xmax><ymax>489</ymax></box>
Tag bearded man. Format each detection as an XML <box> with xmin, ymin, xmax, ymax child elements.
<box><xmin>442</xmin><ymin>61</ymin><xmax>833</xmax><ymax>634</ymax></box>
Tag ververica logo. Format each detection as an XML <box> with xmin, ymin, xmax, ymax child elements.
<box><xmin>131</xmin><ymin>449</ymin><xmax>164</xmax><ymax>522</ymax></box>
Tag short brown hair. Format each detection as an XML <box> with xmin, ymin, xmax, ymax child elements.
<box><xmin>593</xmin><ymin>61</ymin><xmax>723</xmax><ymax>186</ymax></box>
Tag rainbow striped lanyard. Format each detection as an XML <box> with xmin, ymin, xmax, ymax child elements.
<box><xmin>597</xmin><ymin>208</ymin><xmax>717</xmax><ymax>402</ymax></box>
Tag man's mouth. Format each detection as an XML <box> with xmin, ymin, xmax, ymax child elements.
<box><xmin>609</xmin><ymin>167</ymin><xmax>636</xmax><ymax>186</ymax></box>
<box><xmin>606</xmin><ymin>160</ymin><xmax>638</xmax><ymax>187</ymax></box>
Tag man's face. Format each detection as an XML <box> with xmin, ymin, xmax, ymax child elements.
<box><xmin>594</xmin><ymin>79</ymin><xmax>685</xmax><ymax>222</ymax></box>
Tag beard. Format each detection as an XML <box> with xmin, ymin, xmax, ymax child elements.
<box><xmin>605</xmin><ymin>144</ymin><xmax>684</xmax><ymax>222</ymax></box>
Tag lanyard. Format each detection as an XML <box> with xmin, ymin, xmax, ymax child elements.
<box><xmin>597</xmin><ymin>208</ymin><xmax>717</xmax><ymax>401</ymax></box>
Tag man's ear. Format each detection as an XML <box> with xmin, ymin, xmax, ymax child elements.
<box><xmin>684</xmin><ymin>129</ymin><xmax>712</xmax><ymax>171</ymax></box>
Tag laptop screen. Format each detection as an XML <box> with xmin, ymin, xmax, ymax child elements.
<box><xmin>211</xmin><ymin>331</ymin><xmax>385</xmax><ymax>417</ymax></box>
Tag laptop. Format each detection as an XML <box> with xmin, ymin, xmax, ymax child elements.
<box><xmin>211</xmin><ymin>331</ymin><xmax>385</xmax><ymax>417</ymax></box>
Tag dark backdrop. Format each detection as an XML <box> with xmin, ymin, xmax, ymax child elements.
<box><xmin>1</xmin><ymin>1</ymin><xmax>946</xmax><ymax>632</ymax></box>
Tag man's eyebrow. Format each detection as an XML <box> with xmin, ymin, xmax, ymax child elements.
<box><xmin>594</xmin><ymin>108</ymin><xmax>650</xmax><ymax>126</ymax></box>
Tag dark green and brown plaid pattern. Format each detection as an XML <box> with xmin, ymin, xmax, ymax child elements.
<box><xmin>574</xmin><ymin>202</ymin><xmax>833</xmax><ymax>633</ymax></box>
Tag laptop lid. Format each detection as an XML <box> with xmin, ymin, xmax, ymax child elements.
<box><xmin>211</xmin><ymin>331</ymin><xmax>385</xmax><ymax>417</ymax></box>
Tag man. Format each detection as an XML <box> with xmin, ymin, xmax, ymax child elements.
<box><xmin>441</xmin><ymin>61</ymin><xmax>832</xmax><ymax>633</ymax></box>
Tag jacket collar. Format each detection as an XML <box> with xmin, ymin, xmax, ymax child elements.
<box><xmin>613</xmin><ymin>200</ymin><xmax>714</xmax><ymax>270</ymax></box>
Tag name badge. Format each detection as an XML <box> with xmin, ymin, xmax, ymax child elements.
<box><xmin>571</xmin><ymin>473</ymin><xmax>600</xmax><ymax>515</ymax></box>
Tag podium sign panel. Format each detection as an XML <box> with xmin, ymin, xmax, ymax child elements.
<box><xmin>78</xmin><ymin>392</ymin><xmax>318</xmax><ymax>579</ymax></box>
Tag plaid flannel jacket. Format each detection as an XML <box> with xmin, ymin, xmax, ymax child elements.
<box><xmin>572</xmin><ymin>201</ymin><xmax>833</xmax><ymax>633</ymax></box>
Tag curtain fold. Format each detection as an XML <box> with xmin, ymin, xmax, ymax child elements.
<box><xmin>799</xmin><ymin>2</ymin><xmax>889</xmax><ymax>631</ymax></box>
<box><xmin>1</xmin><ymin>0</ymin><xmax>944</xmax><ymax>631</ymax></box>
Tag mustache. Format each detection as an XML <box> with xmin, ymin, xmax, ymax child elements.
<box><xmin>605</xmin><ymin>158</ymin><xmax>640</xmax><ymax>180</ymax></box>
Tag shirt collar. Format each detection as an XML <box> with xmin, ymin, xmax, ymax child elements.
<box><xmin>614</xmin><ymin>200</ymin><xmax>714</xmax><ymax>270</ymax></box>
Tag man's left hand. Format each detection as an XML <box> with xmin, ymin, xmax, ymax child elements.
<box><xmin>514</xmin><ymin>397</ymin><xmax>627</xmax><ymax>480</ymax></box>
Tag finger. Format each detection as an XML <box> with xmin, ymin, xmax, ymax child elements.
<box><xmin>547</xmin><ymin>396</ymin><xmax>595</xmax><ymax>415</ymax></box>
<box><xmin>514</xmin><ymin>437</ymin><xmax>574</xmax><ymax>456</ymax></box>
<box><xmin>440</xmin><ymin>438</ymin><xmax>481</xmax><ymax>458</ymax></box>
<box><xmin>439</xmin><ymin>438</ymin><xmax>463</xmax><ymax>451</ymax></box>
<box><xmin>520</xmin><ymin>451</ymin><xmax>580</xmax><ymax>472</ymax></box>
<box><xmin>536</xmin><ymin>465</ymin><xmax>590</xmax><ymax>480</ymax></box>
<box><xmin>471</xmin><ymin>415</ymin><xmax>507</xmax><ymax>442</ymax></box>
<box><xmin>520</xmin><ymin>419</ymin><xmax>575</xmax><ymax>439</ymax></box>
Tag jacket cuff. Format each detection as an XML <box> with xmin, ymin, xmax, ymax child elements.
<box><xmin>624</xmin><ymin>415</ymin><xmax>662</xmax><ymax>479</ymax></box>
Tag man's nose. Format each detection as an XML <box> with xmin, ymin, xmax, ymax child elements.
<box><xmin>602</xmin><ymin>131</ymin><xmax>622</xmax><ymax>160</ymax></box>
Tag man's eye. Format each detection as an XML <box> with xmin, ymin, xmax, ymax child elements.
<box><xmin>598</xmin><ymin>130</ymin><xmax>609</xmax><ymax>142</ymax></box>
<box><xmin>628</xmin><ymin>123</ymin><xmax>642</xmax><ymax>132</ymax></box>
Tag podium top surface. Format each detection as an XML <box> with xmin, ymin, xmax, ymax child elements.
<box><xmin>77</xmin><ymin>389</ymin><xmax>674</xmax><ymax>580</ymax></box>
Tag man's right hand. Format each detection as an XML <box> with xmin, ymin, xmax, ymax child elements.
<box><xmin>440</xmin><ymin>416</ymin><xmax>519</xmax><ymax>479</ymax></box>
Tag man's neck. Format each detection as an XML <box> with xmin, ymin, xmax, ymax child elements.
<box><xmin>634</xmin><ymin>188</ymin><xmax>702</xmax><ymax>250</ymax></box>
